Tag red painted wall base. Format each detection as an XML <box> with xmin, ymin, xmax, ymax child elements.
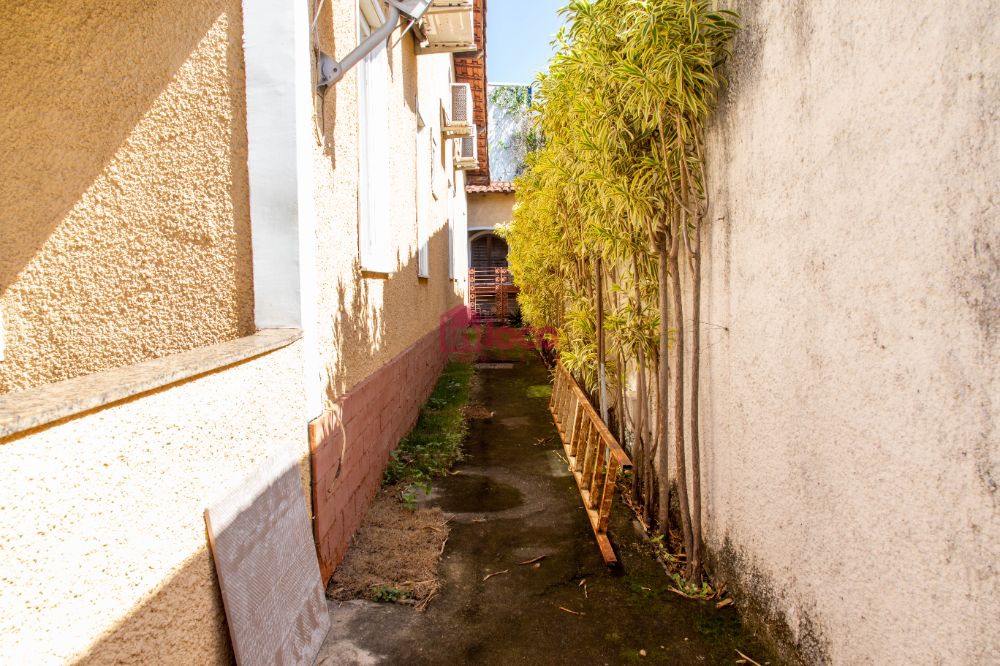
<box><xmin>308</xmin><ymin>326</ymin><xmax>450</xmax><ymax>584</ymax></box>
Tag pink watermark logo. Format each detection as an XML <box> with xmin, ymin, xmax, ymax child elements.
<box><xmin>439</xmin><ymin>305</ymin><xmax>557</xmax><ymax>361</ymax></box>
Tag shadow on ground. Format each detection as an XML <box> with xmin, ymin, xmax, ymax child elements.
<box><xmin>317</xmin><ymin>354</ymin><xmax>776</xmax><ymax>665</ymax></box>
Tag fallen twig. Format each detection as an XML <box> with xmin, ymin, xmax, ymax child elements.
<box><xmin>735</xmin><ymin>649</ymin><xmax>762</xmax><ymax>666</ymax></box>
<box><xmin>558</xmin><ymin>606</ymin><xmax>584</xmax><ymax>616</ymax></box>
<box><xmin>482</xmin><ymin>569</ymin><xmax>509</xmax><ymax>582</ymax></box>
<box><xmin>518</xmin><ymin>555</ymin><xmax>547</xmax><ymax>565</ymax></box>
<box><xmin>439</xmin><ymin>537</ymin><xmax>449</xmax><ymax>555</ymax></box>
<box><xmin>715</xmin><ymin>597</ymin><xmax>733</xmax><ymax>609</ymax></box>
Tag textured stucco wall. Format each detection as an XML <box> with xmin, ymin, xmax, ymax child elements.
<box><xmin>0</xmin><ymin>2</ymin><xmax>469</xmax><ymax>663</ymax></box>
<box><xmin>0</xmin><ymin>343</ymin><xmax>308</xmax><ymax>664</ymax></box>
<box><xmin>311</xmin><ymin>1</ymin><xmax>466</xmax><ymax>400</ymax></box>
<box><xmin>468</xmin><ymin>192</ymin><xmax>515</xmax><ymax>231</ymax></box>
<box><xmin>0</xmin><ymin>0</ymin><xmax>254</xmax><ymax>394</ymax></box>
<box><xmin>692</xmin><ymin>1</ymin><xmax>1000</xmax><ymax>663</ymax></box>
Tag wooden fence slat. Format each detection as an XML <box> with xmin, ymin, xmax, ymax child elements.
<box><xmin>598</xmin><ymin>460</ymin><xmax>619</xmax><ymax>532</ymax></box>
<box><xmin>588</xmin><ymin>439</ymin><xmax>607</xmax><ymax>509</ymax></box>
<box><xmin>576</xmin><ymin>419</ymin><xmax>591</xmax><ymax>472</ymax></box>
<box><xmin>569</xmin><ymin>401</ymin><xmax>582</xmax><ymax>455</ymax></box>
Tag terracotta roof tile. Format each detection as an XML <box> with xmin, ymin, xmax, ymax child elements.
<box><xmin>466</xmin><ymin>182</ymin><xmax>516</xmax><ymax>194</ymax></box>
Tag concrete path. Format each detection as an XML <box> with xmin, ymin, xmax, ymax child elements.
<box><xmin>317</xmin><ymin>354</ymin><xmax>773</xmax><ymax>665</ymax></box>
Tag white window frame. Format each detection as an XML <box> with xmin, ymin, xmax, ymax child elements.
<box><xmin>416</xmin><ymin>99</ymin><xmax>430</xmax><ymax>278</ymax></box>
<box><xmin>447</xmin><ymin>178</ymin><xmax>456</xmax><ymax>280</ymax></box>
<box><xmin>358</xmin><ymin>0</ymin><xmax>393</xmax><ymax>273</ymax></box>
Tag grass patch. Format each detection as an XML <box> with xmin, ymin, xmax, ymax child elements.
<box><xmin>525</xmin><ymin>384</ymin><xmax>552</xmax><ymax>399</ymax></box>
<box><xmin>383</xmin><ymin>360</ymin><xmax>474</xmax><ymax>491</ymax></box>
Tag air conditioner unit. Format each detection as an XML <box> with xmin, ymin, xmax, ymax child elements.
<box><xmin>454</xmin><ymin>126</ymin><xmax>478</xmax><ymax>170</ymax></box>
<box><xmin>416</xmin><ymin>0</ymin><xmax>477</xmax><ymax>54</ymax></box>
<box><xmin>442</xmin><ymin>83</ymin><xmax>474</xmax><ymax>137</ymax></box>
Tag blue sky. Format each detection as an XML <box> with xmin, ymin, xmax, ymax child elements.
<box><xmin>487</xmin><ymin>0</ymin><xmax>566</xmax><ymax>85</ymax></box>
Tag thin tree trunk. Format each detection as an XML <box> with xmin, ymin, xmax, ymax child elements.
<box><xmin>631</xmin><ymin>254</ymin><xmax>648</xmax><ymax>516</ymax></box>
<box><xmin>670</xmin><ymin>218</ymin><xmax>694</xmax><ymax>567</ymax></box>
<box><xmin>616</xmin><ymin>349</ymin><xmax>627</xmax><ymax>446</ymax></box>
<box><xmin>680</xmin><ymin>123</ymin><xmax>704</xmax><ymax>581</ymax></box>
<box><xmin>657</xmin><ymin>238</ymin><xmax>671</xmax><ymax>537</ymax></box>
<box><xmin>686</xmin><ymin>221</ymin><xmax>703</xmax><ymax>580</ymax></box>
<box><xmin>648</xmin><ymin>353</ymin><xmax>660</xmax><ymax>524</ymax></box>
<box><xmin>635</xmin><ymin>346</ymin><xmax>648</xmax><ymax>519</ymax></box>
<box><xmin>596</xmin><ymin>258</ymin><xmax>609</xmax><ymax>423</ymax></box>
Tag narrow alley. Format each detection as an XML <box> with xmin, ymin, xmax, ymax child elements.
<box><xmin>1</xmin><ymin>1</ymin><xmax>996</xmax><ymax>663</ymax></box>
<box><xmin>318</xmin><ymin>355</ymin><xmax>772</xmax><ymax>665</ymax></box>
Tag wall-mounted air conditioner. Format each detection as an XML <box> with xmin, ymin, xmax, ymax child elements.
<box><xmin>454</xmin><ymin>126</ymin><xmax>478</xmax><ymax>170</ymax></box>
<box><xmin>442</xmin><ymin>83</ymin><xmax>474</xmax><ymax>137</ymax></box>
<box><xmin>415</xmin><ymin>0</ymin><xmax>477</xmax><ymax>54</ymax></box>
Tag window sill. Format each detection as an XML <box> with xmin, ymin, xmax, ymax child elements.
<box><xmin>0</xmin><ymin>328</ymin><xmax>302</xmax><ymax>440</ymax></box>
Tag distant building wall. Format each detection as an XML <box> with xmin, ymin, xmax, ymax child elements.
<box><xmin>311</xmin><ymin>0</ymin><xmax>466</xmax><ymax>397</ymax></box>
<box><xmin>692</xmin><ymin>1</ymin><xmax>1000</xmax><ymax>663</ymax></box>
<box><xmin>468</xmin><ymin>191</ymin><xmax>515</xmax><ymax>230</ymax></box>
<box><xmin>454</xmin><ymin>0</ymin><xmax>489</xmax><ymax>186</ymax></box>
<box><xmin>0</xmin><ymin>0</ymin><xmax>254</xmax><ymax>393</ymax></box>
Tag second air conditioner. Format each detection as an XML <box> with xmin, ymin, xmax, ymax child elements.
<box><xmin>454</xmin><ymin>126</ymin><xmax>478</xmax><ymax>170</ymax></box>
<box><xmin>443</xmin><ymin>83</ymin><xmax>474</xmax><ymax>137</ymax></box>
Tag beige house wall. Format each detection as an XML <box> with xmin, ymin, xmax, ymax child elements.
<box><xmin>692</xmin><ymin>1</ymin><xmax>1000</xmax><ymax>662</ymax></box>
<box><xmin>469</xmin><ymin>192</ymin><xmax>515</xmax><ymax>231</ymax></box>
<box><xmin>0</xmin><ymin>1</ymin><xmax>468</xmax><ymax>663</ymax></box>
<box><xmin>0</xmin><ymin>342</ymin><xmax>308</xmax><ymax>664</ymax></box>
<box><xmin>311</xmin><ymin>1</ymin><xmax>466</xmax><ymax>400</ymax></box>
<box><xmin>0</xmin><ymin>0</ymin><xmax>255</xmax><ymax>394</ymax></box>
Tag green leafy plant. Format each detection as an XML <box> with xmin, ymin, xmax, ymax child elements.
<box><xmin>503</xmin><ymin>0</ymin><xmax>738</xmax><ymax>583</ymax></box>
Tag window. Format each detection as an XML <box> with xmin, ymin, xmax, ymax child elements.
<box><xmin>416</xmin><ymin>99</ymin><xmax>430</xmax><ymax>277</ymax></box>
<box><xmin>358</xmin><ymin>0</ymin><xmax>392</xmax><ymax>273</ymax></box>
<box><xmin>430</xmin><ymin>132</ymin><xmax>439</xmax><ymax>201</ymax></box>
<box><xmin>447</xmin><ymin>179</ymin><xmax>455</xmax><ymax>280</ymax></box>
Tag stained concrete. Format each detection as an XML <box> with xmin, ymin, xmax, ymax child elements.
<box><xmin>318</xmin><ymin>356</ymin><xmax>774</xmax><ymax>665</ymax></box>
<box><xmin>694</xmin><ymin>1</ymin><xmax>1000</xmax><ymax>661</ymax></box>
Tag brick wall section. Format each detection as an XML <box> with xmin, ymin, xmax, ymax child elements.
<box><xmin>308</xmin><ymin>327</ymin><xmax>450</xmax><ymax>584</ymax></box>
<box><xmin>455</xmin><ymin>0</ymin><xmax>489</xmax><ymax>186</ymax></box>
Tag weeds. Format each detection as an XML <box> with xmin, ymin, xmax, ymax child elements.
<box><xmin>371</xmin><ymin>585</ymin><xmax>404</xmax><ymax>603</ymax></box>
<box><xmin>383</xmin><ymin>361</ymin><xmax>474</xmax><ymax>496</ymax></box>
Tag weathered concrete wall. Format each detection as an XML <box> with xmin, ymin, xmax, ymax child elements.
<box><xmin>695</xmin><ymin>1</ymin><xmax>1000</xmax><ymax>663</ymax></box>
<box><xmin>0</xmin><ymin>0</ymin><xmax>254</xmax><ymax>393</ymax></box>
<box><xmin>469</xmin><ymin>191</ymin><xmax>515</xmax><ymax>230</ymax></box>
<box><xmin>0</xmin><ymin>343</ymin><xmax>308</xmax><ymax>664</ymax></box>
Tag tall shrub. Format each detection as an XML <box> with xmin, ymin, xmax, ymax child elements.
<box><xmin>504</xmin><ymin>0</ymin><xmax>737</xmax><ymax>582</ymax></box>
